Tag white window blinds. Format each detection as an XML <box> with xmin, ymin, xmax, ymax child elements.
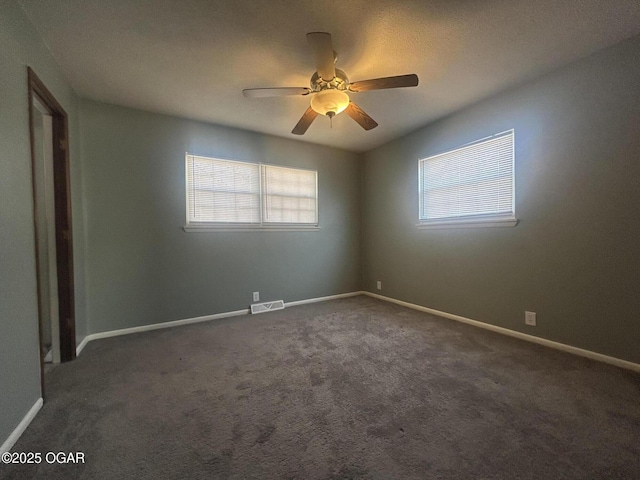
<box><xmin>186</xmin><ymin>155</ymin><xmax>261</xmax><ymax>223</ymax></box>
<box><xmin>262</xmin><ymin>165</ymin><xmax>318</xmax><ymax>224</ymax></box>
<box><xmin>419</xmin><ymin>130</ymin><xmax>514</xmax><ymax>222</ymax></box>
<box><xmin>186</xmin><ymin>154</ymin><xmax>318</xmax><ymax>227</ymax></box>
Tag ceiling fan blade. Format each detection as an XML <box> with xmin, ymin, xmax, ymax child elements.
<box><xmin>348</xmin><ymin>74</ymin><xmax>419</xmax><ymax>92</ymax></box>
<box><xmin>345</xmin><ymin>102</ymin><xmax>378</xmax><ymax>131</ymax></box>
<box><xmin>291</xmin><ymin>106</ymin><xmax>319</xmax><ymax>135</ymax></box>
<box><xmin>243</xmin><ymin>87</ymin><xmax>311</xmax><ymax>98</ymax></box>
<box><xmin>306</xmin><ymin>32</ymin><xmax>336</xmax><ymax>82</ymax></box>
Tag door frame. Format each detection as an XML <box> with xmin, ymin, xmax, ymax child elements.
<box><xmin>27</xmin><ymin>67</ymin><xmax>76</xmax><ymax>397</ymax></box>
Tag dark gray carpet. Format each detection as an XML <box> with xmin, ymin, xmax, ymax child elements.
<box><xmin>2</xmin><ymin>296</ymin><xmax>639</xmax><ymax>479</ymax></box>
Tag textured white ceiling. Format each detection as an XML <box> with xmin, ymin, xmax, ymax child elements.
<box><xmin>19</xmin><ymin>0</ymin><xmax>640</xmax><ymax>152</ymax></box>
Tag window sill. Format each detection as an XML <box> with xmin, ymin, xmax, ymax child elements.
<box><xmin>183</xmin><ymin>224</ymin><xmax>320</xmax><ymax>232</ymax></box>
<box><xmin>416</xmin><ymin>216</ymin><xmax>518</xmax><ymax>229</ymax></box>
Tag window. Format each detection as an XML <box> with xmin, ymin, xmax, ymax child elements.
<box><xmin>185</xmin><ymin>154</ymin><xmax>318</xmax><ymax>230</ymax></box>
<box><xmin>418</xmin><ymin>130</ymin><xmax>517</xmax><ymax>228</ymax></box>
<box><xmin>262</xmin><ymin>164</ymin><xmax>318</xmax><ymax>224</ymax></box>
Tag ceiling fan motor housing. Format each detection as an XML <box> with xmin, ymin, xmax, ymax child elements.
<box><xmin>310</xmin><ymin>68</ymin><xmax>350</xmax><ymax>116</ymax></box>
<box><xmin>310</xmin><ymin>68</ymin><xmax>349</xmax><ymax>92</ymax></box>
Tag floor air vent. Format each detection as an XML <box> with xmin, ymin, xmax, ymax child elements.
<box><xmin>251</xmin><ymin>300</ymin><xmax>285</xmax><ymax>314</ymax></box>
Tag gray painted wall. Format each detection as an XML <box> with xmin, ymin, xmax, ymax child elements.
<box><xmin>79</xmin><ymin>100</ymin><xmax>362</xmax><ymax>334</ymax></box>
<box><xmin>362</xmin><ymin>34</ymin><xmax>640</xmax><ymax>364</ymax></box>
<box><xmin>0</xmin><ymin>0</ymin><xmax>87</xmax><ymax>447</ymax></box>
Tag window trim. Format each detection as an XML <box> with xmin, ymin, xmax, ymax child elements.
<box><xmin>183</xmin><ymin>154</ymin><xmax>319</xmax><ymax>232</ymax></box>
<box><xmin>417</xmin><ymin>129</ymin><xmax>517</xmax><ymax>229</ymax></box>
<box><xmin>416</xmin><ymin>214</ymin><xmax>518</xmax><ymax>229</ymax></box>
<box><xmin>183</xmin><ymin>223</ymin><xmax>321</xmax><ymax>232</ymax></box>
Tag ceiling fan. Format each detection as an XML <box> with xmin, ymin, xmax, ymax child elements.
<box><xmin>242</xmin><ymin>32</ymin><xmax>419</xmax><ymax>135</ymax></box>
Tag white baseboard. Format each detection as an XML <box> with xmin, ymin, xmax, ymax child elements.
<box><xmin>76</xmin><ymin>336</ymin><xmax>90</xmax><ymax>356</ymax></box>
<box><xmin>75</xmin><ymin>291</ymin><xmax>362</xmax><ymax>355</ymax></box>
<box><xmin>74</xmin><ymin>289</ymin><xmax>638</xmax><ymax>372</ymax></box>
<box><xmin>285</xmin><ymin>291</ymin><xmax>362</xmax><ymax>307</ymax></box>
<box><xmin>0</xmin><ymin>398</ymin><xmax>43</xmax><ymax>454</ymax></box>
<box><xmin>78</xmin><ymin>308</ymin><xmax>250</xmax><ymax>348</ymax></box>
<box><xmin>363</xmin><ymin>291</ymin><xmax>640</xmax><ymax>373</ymax></box>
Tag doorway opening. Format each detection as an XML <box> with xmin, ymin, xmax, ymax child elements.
<box><xmin>28</xmin><ymin>67</ymin><xmax>76</xmax><ymax>399</ymax></box>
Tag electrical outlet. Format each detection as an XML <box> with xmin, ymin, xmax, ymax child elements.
<box><xmin>525</xmin><ymin>311</ymin><xmax>536</xmax><ymax>326</ymax></box>
<box><xmin>376</xmin><ymin>281</ymin><xmax>382</xmax><ymax>290</ymax></box>
<box><xmin>253</xmin><ymin>291</ymin><xmax>260</xmax><ymax>302</ymax></box>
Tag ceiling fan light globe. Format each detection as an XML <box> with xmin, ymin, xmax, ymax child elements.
<box><xmin>310</xmin><ymin>89</ymin><xmax>350</xmax><ymax>116</ymax></box>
